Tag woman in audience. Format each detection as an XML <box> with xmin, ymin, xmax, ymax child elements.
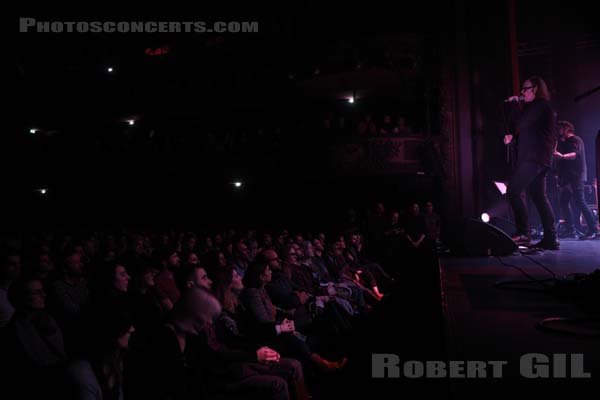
<box><xmin>201</xmin><ymin>235</ymin><xmax>214</xmax><ymax>255</ymax></box>
<box><xmin>284</xmin><ymin>244</ymin><xmax>318</xmax><ymax>296</ymax></box>
<box><xmin>129</xmin><ymin>262</ymin><xmax>163</xmax><ymax>339</ymax></box>
<box><xmin>90</xmin><ymin>262</ymin><xmax>132</xmax><ymax>321</ymax></box>
<box><xmin>202</xmin><ymin>250</ymin><xmax>229</xmax><ymax>271</ymax></box>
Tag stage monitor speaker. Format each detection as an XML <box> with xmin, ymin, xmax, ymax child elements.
<box><xmin>443</xmin><ymin>218</ymin><xmax>518</xmax><ymax>257</ymax></box>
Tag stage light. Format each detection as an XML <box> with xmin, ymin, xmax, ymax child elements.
<box><xmin>348</xmin><ymin>97</ymin><xmax>355</xmax><ymax>104</ymax></box>
<box><xmin>107</xmin><ymin>67</ymin><xmax>114</xmax><ymax>73</ymax></box>
<box><xmin>29</xmin><ymin>128</ymin><xmax>38</xmax><ymax>134</ymax></box>
<box><xmin>37</xmin><ymin>188</ymin><xmax>47</xmax><ymax>195</ymax></box>
<box><xmin>481</xmin><ymin>213</ymin><xmax>490</xmax><ymax>223</ymax></box>
<box><xmin>233</xmin><ymin>181</ymin><xmax>243</xmax><ymax>188</ymax></box>
<box><xmin>493</xmin><ymin>181</ymin><xmax>507</xmax><ymax>195</ymax></box>
<box><xmin>127</xmin><ymin>120</ymin><xmax>135</xmax><ymax>126</ymax></box>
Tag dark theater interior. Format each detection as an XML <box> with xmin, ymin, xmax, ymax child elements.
<box><xmin>5</xmin><ymin>1</ymin><xmax>600</xmax><ymax>399</ymax></box>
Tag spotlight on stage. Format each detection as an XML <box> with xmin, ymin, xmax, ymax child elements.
<box><xmin>493</xmin><ymin>181</ymin><xmax>507</xmax><ymax>195</ymax></box>
<box><xmin>232</xmin><ymin>181</ymin><xmax>243</xmax><ymax>188</ymax></box>
<box><xmin>37</xmin><ymin>188</ymin><xmax>48</xmax><ymax>195</ymax></box>
<box><xmin>107</xmin><ymin>67</ymin><xmax>114</xmax><ymax>73</ymax></box>
<box><xmin>348</xmin><ymin>97</ymin><xmax>355</xmax><ymax>104</ymax></box>
<box><xmin>482</xmin><ymin>180</ymin><xmax>513</xmax><ymax>234</ymax></box>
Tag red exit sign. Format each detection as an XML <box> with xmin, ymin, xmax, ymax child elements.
<box><xmin>145</xmin><ymin>45</ymin><xmax>171</xmax><ymax>56</ymax></box>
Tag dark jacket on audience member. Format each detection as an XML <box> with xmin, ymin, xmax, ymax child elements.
<box><xmin>288</xmin><ymin>264</ymin><xmax>318</xmax><ymax>295</ymax></box>
<box><xmin>242</xmin><ymin>287</ymin><xmax>277</xmax><ymax>323</ymax></box>
<box><xmin>266</xmin><ymin>271</ymin><xmax>302</xmax><ymax>309</ymax></box>
<box><xmin>149</xmin><ymin>325</ymin><xmax>209</xmax><ymax>400</ymax></box>
<box><xmin>8</xmin><ymin>310</ymin><xmax>67</xmax><ymax>369</ymax></box>
<box><xmin>311</xmin><ymin>256</ymin><xmax>331</xmax><ymax>283</ymax></box>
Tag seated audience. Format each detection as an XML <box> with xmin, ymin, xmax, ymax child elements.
<box><xmin>379</xmin><ymin>115</ymin><xmax>394</xmax><ymax>136</ymax></box>
<box><xmin>6</xmin><ymin>277</ymin><xmax>68</xmax><ymax>397</ymax></box>
<box><xmin>90</xmin><ymin>262</ymin><xmax>132</xmax><ymax>322</ymax></box>
<box><xmin>49</xmin><ymin>250</ymin><xmax>90</xmax><ymax>354</ymax></box>
<box><xmin>232</xmin><ymin>238</ymin><xmax>252</xmax><ymax>279</ymax></box>
<box><xmin>346</xmin><ymin>232</ymin><xmax>394</xmax><ymax>294</ymax></box>
<box><xmin>423</xmin><ymin>201</ymin><xmax>441</xmax><ymax>245</ymax></box>
<box><xmin>50</xmin><ymin>250</ymin><xmax>90</xmax><ymax>323</ymax></box>
<box><xmin>68</xmin><ymin>313</ymin><xmax>135</xmax><ymax>400</ymax></box>
<box><xmin>153</xmin><ymin>245</ymin><xmax>181</xmax><ymax>312</ymax></box>
<box><xmin>129</xmin><ymin>262</ymin><xmax>163</xmax><ymax>338</ymax></box>
<box><xmin>357</xmin><ymin>114</ymin><xmax>377</xmax><ymax>136</ymax></box>
<box><xmin>259</xmin><ymin>250</ymin><xmax>312</xmax><ymax>331</ymax></box>
<box><xmin>403</xmin><ymin>203</ymin><xmax>428</xmax><ymax>251</ymax></box>
<box><xmin>202</xmin><ymin>250</ymin><xmax>229</xmax><ymax>271</ymax></box>
<box><xmin>0</xmin><ymin>247</ymin><xmax>21</xmax><ymax>327</ymax></box>
<box><xmin>393</xmin><ymin>116</ymin><xmax>413</xmax><ymax>136</ymax></box>
<box><xmin>216</xmin><ymin>264</ymin><xmax>345</xmax><ymax>373</ymax></box>
<box><xmin>0</xmin><ymin>198</ymin><xmax>438</xmax><ymax>399</ymax></box>
<box><xmin>152</xmin><ymin>286</ymin><xmax>308</xmax><ymax>400</ymax></box>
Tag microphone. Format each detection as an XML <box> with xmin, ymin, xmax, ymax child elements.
<box><xmin>504</xmin><ymin>95</ymin><xmax>524</xmax><ymax>102</ymax></box>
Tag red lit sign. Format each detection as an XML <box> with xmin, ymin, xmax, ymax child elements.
<box><xmin>145</xmin><ymin>45</ymin><xmax>171</xmax><ymax>56</ymax></box>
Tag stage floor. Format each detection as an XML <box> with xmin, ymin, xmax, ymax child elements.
<box><xmin>439</xmin><ymin>239</ymin><xmax>600</xmax><ymax>397</ymax></box>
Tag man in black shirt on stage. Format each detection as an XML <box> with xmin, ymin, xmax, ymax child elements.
<box><xmin>554</xmin><ymin>120</ymin><xmax>598</xmax><ymax>240</ymax></box>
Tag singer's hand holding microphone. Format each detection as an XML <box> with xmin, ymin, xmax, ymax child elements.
<box><xmin>503</xmin><ymin>95</ymin><xmax>523</xmax><ymax>145</ymax></box>
<box><xmin>504</xmin><ymin>95</ymin><xmax>524</xmax><ymax>102</ymax></box>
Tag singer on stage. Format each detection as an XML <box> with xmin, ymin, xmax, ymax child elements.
<box><xmin>503</xmin><ymin>76</ymin><xmax>559</xmax><ymax>250</ymax></box>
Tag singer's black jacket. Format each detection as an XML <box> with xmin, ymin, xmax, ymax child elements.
<box><xmin>507</xmin><ymin>98</ymin><xmax>556</xmax><ymax>167</ymax></box>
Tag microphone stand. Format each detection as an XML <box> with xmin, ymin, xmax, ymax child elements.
<box><xmin>574</xmin><ymin>85</ymin><xmax>600</xmax><ymax>102</ymax></box>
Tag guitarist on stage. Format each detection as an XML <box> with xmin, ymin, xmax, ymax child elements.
<box><xmin>554</xmin><ymin>120</ymin><xmax>599</xmax><ymax>240</ymax></box>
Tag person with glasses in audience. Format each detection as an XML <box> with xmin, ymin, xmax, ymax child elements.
<box><xmin>503</xmin><ymin>76</ymin><xmax>559</xmax><ymax>250</ymax></box>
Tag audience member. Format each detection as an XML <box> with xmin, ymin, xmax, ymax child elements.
<box><xmin>423</xmin><ymin>201</ymin><xmax>441</xmax><ymax>245</ymax></box>
<box><xmin>403</xmin><ymin>203</ymin><xmax>428</xmax><ymax>251</ymax></box>
<box><xmin>6</xmin><ymin>277</ymin><xmax>68</xmax><ymax>397</ymax></box>
<box><xmin>49</xmin><ymin>250</ymin><xmax>90</xmax><ymax>354</ymax></box>
<box><xmin>154</xmin><ymin>246</ymin><xmax>181</xmax><ymax>312</ymax></box>
<box><xmin>68</xmin><ymin>313</ymin><xmax>134</xmax><ymax>400</ymax></box>
<box><xmin>0</xmin><ymin>247</ymin><xmax>21</xmax><ymax>327</ymax></box>
<box><xmin>393</xmin><ymin>116</ymin><xmax>413</xmax><ymax>136</ymax></box>
<box><xmin>232</xmin><ymin>239</ymin><xmax>251</xmax><ymax>279</ymax></box>
<box><xmin>0</xmin><ymin>199</ymin><xmax>441</xmax><ymax>399</ymax></box>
